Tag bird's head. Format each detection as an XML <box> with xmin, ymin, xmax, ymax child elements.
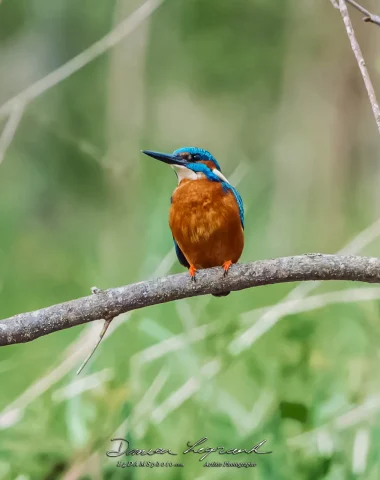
<box><xmin>142</xmin><ymin>146</ymin><xmax>229</xmax><ymax>184</ymax></box>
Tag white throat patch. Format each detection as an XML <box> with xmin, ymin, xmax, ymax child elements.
<box><xmin>171</xmin><ymin>165</ymin><xmax>231</xmax><ymax>185</ymax></box>
<box><xmin>172</xmin><ymin>165</ymin><xmax>204</xmax><ymax>183</ymax></box>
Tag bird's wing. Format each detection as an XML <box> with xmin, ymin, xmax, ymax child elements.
<box><xmin>173</xmin><ymin>237</ymin><xmax>190</xmax><ymax>268</ymax></box>
<box><xmin>223</xmin><ymin>183</ymin><xmax>244</xmax><ymax>229</ymax></box>
<box><xmin>170</xmin><ymin>195</ymin><xmax>190</xmax><ymax>267</ymax></box>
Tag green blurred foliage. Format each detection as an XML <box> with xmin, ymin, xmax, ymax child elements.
<box><xmin>1</xmin><ymin>0</ymin><xmax>380</xmax><ymax>478</ymax></box>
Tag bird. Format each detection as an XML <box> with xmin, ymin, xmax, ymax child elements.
<box><xmin>142</xmin><ymin>147</ymin><xmax>244</xmax><ymax>296</ymax></box>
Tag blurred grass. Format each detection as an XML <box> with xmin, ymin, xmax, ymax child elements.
<box><xmin>1</xmin><ymin>0</ymin><xmax>380</xmax><ymax>479</ymax></box>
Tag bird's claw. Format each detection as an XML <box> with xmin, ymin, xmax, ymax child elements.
<box><xmin>223</xmin><ymin>260</ymin><xmax>233</xmax><ymax>277</ymax></box>
<box><xmin>189</xmin><ymin>265</ymin><xmax>197</xmax><ymax>282</ymax></box>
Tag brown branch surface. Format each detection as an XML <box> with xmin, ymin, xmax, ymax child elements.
<box><xmin>1</xmin><ymin>254</ymin><xmax>380</xmax><ymax>347</ymax></box>
<box><xmin>337</xmin><ymin>0</ymin><xmax>380</xmax><ymax>133</ymax></box>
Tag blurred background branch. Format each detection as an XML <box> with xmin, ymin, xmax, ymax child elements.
<box><xmin>0</xmin><ymin>0</ymin><xmax>162</xmax><ymax>121</ymax></box>
<box><xmin>335</xmin><ymin>0</ymin><xmax>380</xmax><ymax>131</ymax></box>
<box><xmin>2</xmin><ymin>254</ymin><xmax>380</xmax><ymax>346</ymax></box>
<box><xmin>346</xmin><ymin>0</ymin><xmax>380</xmax><ymax>26</ymax></box>
<box><xmin>0</xmin><ymin>103</ymin><xmax>24</xmax><ymax>164</ymax></box>
<box><xmin>333</xmin><ymin>0</ymin><xmax>380</xmax><ymax>27</ymax></box>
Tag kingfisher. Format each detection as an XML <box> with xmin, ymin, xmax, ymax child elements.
<box><xmin>142</xmin><ymin>147</ymin><xmax>244</xmax><ymax>296</ymax></box>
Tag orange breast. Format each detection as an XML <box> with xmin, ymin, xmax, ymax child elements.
<box><xmin>169</xmin><ymin>179</ymin><xmax>244</xmax><ymax>269</ymax></box>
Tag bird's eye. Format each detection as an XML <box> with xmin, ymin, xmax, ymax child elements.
<box><xmin>192</xmin><ymin>154</ymin><xmax>201</xmax><ymax>161</ymax></box>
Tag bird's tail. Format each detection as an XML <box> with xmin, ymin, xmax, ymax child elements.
<box><xmin>212</xmin><ymin>291</ymin><xmax>230</xmax><ymax>297</ymax></box>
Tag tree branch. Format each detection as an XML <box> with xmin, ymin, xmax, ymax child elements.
<box><xmin>346</xmin><ymin>0</ymin><xmax>380</xmax><ymax>27</ymax></box>
<box><xmin>335</xmin><ymin>0</ymin><xmax>380</xmax><ymax>133</ymax></box>
<box><xmin>1</xmin><ymin>254</ymin><xmax>380</xmax><ymax>347</ymax></box>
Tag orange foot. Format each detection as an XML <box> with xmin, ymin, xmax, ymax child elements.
<box><xmin>189</xmin><ymin>265</ymin><xmax>197</xmax><ymax>282</ymax></box>
<box><xmin>222</xmin><ymin>260</ymin><xmax>233</xmax><ymax>277</ymax></box>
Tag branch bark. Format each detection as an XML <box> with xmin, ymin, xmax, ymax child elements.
<box><xmin>1</xmin><ymin>254</ymin><xmax>380</xmax><ymax>347</ymax></box>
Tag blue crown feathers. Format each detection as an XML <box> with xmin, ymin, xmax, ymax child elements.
<box><xmin>173</xmin><ymin>147</ymin><xmax>222</xmax><ymax>172</ymax></box>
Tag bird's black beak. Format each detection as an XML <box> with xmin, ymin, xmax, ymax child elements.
<box><xmin>142</xmin><ymin>150</ymin><xmax>186</xmax><ymax>166</ymax></box>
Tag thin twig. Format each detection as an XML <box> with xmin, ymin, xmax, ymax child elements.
<box><xmin>0</xmin><ymin>103</ymin><xmax>24</xmax><ymax>164</ymax></box>
<box><xmin>76</xmin><ymin>317</ymin><xmax>112</xmax><ymax>375</ymax></box>
<box><xmin>1</xmin><ymin>254</ymin><xmax>380</xmax><ymax>347</ymax></box>
<box><xmin>346</xmin><ymin>0</ymin><xmax>380</xmax><ymax>26</ymax></box>
<box><xmin>74</xmin><ymin>287</ymin><xmax>113</xmax><ymax>375</ymax></box>
<box><xmin>0</xmin><ymin>0</ymin><xmax>162</xmax><ymax>120</ymax></box>
<box><xmin>336</xmin><ymin>0</ymin><xmax>380</xmax><ymax>133</ymax></box>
